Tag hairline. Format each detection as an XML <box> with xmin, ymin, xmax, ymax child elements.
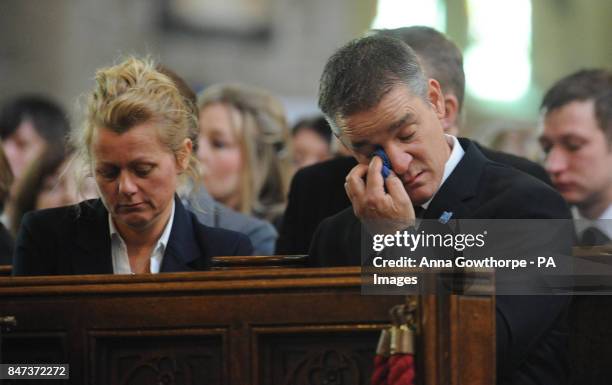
<box><xmin>543</xmin><ymin>97</ymin><xmax>611</xmax><ymax>142</ymax></box>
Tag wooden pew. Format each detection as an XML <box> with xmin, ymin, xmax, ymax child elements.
<box><xmin>0</xmin><ymin>265</ymin><xmax>10</xmax><ymax>276</ymax></box>
<box><xmin>0</xmin><ymin>265</ymin><xmax>495</xmax><ymax>385</ymax></box>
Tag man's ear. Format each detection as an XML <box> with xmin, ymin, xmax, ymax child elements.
<box><xmin>427</xmin><ymin>79</ymin><xmax>446</xmax><ymax>120</ymax></box>
<box><xmin>176</xmin><ymin>138</ymin><xmax>193</xmax><ymax>172</ymax></box>
<box><xmin>441</xmin><ymin>94</ymin><xmax>460</xmax><ymax>135</ymax></box>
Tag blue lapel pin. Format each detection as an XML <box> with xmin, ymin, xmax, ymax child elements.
<box><xmin>438</xmin><ymin>211</ymin><xmax>453</xmax><ymax>224</ymax></box>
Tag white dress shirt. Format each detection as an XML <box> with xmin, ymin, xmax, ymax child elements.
<box><xmin>109</xmin><ymin>201</ymin><xmax>175</xmax><ymax>274</ymax></box>
<box><xmin>421</xmin><ymin>134</ymin><xmax>465</xmax><ymax>210</ymax></box>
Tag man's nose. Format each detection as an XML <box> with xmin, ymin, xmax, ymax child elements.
<box><xmin>118</xmin><ymin>171</ymin><xmax>138</xmax><ymax>195</ymax></box>
<box><xmin>544</xmin><ymin>147</ymin><xmax>568</xmax><ymax>175</ymax></box>
<box><xmin>384</xmin><ymin>145</ymin><xmax>413</xmax><ymax>176</ymax></box>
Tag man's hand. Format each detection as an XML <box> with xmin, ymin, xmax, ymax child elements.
<box><xmin>344</xmin><ymin>156</ymin><xmax>416</xmax><ymax>233</ymax></box>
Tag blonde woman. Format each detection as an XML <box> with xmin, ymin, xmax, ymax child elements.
<box><xmin>197</xmin><ymin>84</ymin><xmax>292</xmax><ymax>227</ymax></box>
<box><xmin>156</xmin><ymin>66</ymin><xmax>277</xmax><ymax>255</ymax></box>
<box><xmin>13</xmin><ymin>57</ymin><xmax>252</xmax><ymax>276</ymax></box>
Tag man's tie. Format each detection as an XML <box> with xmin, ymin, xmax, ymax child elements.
<box><xmin>413</xmin><ymin>206</ymin><xmax>425</xmax><ymax>219</ymax></box>
<box><xmin>580</xmin><ymin>226</ymin><xmax>610</xmax><ymax>246</ymax></box>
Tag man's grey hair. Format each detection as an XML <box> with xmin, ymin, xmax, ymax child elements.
<box><xmin>318</xmin><ymin>34</ymin><xmax>428</xmax><ymax>135</ymax></box>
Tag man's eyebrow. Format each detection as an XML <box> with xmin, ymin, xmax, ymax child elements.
<box><xmin>387</xmin><ymin>112</ymin><xmax>416</xmax><ymax>133</ymax></box>
<box><xmin>560</xmin><ymin>134</ymin><xmax>587</xmax><ymax>142</ymax></box>
<box><xmin>539</xmin><ymin>134</ymin><xmax>585</xmax><ymax>144</ymax></box>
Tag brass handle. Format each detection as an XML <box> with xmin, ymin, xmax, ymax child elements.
<box><xmin>0</xmin><ymin>316</ymin><xmax>17</xmax><ymax>331</ymax></box>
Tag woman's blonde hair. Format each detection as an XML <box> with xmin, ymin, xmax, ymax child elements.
<box><xmin>71</xmin><ymin>56</ymin><xmax>199</xmax><ymax>192</ymax></box>
<box><xmin>197</xmin><ymin>83</ymin><xmax>292</xmax><ymax>223</ymax></box>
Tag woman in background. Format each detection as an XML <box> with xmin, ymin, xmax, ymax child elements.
<box><xmin>197</xmin><ymin>84</ymin><xmax>292</xmax><ymax>227</ymax></box>
<box><xmin>13</xmin><ymin>56</ymin><xmax>252</xmax><ymax>276</ymax></box>
<box><xmin>0</xmin><ymin>96</ymin><xmax>70</xmax><ymax>233</ymax></box>
<box><xmin>9</xmin><ymin>148</ymin><xmax>98</xmax><ymax>235</ymax></box>
<box><xmin>0</xmin><ymin>95</ymin><xmax>69</xmax><ymax>184</ymax></box>
<box><xmin>156</xmin><ymin>65</ymin><xmax>278</xmax><ymax>255</ymax></box>
<box><xmin>291</xmin><ymin>115</ymin><xmax>333</xmax><ymax>170</ymax></box>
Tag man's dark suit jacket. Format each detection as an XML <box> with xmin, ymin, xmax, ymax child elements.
<box><xmin>276</xmin><ymin>140</ymin><xmax>551</xmax><ymax>255</ymax></box>
<box><xmin>308</xmin><ymin>138</ymin><xmax>572</xmax><ymax>385</ymax></box>
<box><xmin>13</xmin><ymin>197</ymin><xmax>253</xmax><ymax>276</ymax></box>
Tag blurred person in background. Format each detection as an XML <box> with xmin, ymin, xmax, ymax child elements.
<box><xmin>9</xmin><ymin>147</ymin><xmax>98</xmax><ymax>235</ymax></box>
<box><xmin>539</xmin><ymin>69</ymin><xmax>612</xmax><ymax>242</ymax></box>
<box><xmin>156</xmin><ymin>65</ymin><xmax>278</xmax><ymax>255</ymax></box>
<box><xmin>291</xmin><ymin>115</ymin><xmax>333</xmax><ymax>170</ymax></box>
<box><xmin>489</xmin><ymin>126</ymin><xmax>542</xmax><ymax>161</ymax></box>
<box><xmin>539</xmin><ymin>69</ymin><xmax>612</xmax><ymax>385</ymax></box>
<box><xmin>0</xmin><ymin>95</ymin><xmax>69</xmax><ymax>225</ymax></box>
<box><xmin>0</xmin><ymin>142</ymin><xmax>13</xmax><ymax>264</ymax></box>
<box><xmin>197</xmin><ymin>83</ymin><xmax>292</xmax><ymax>228</ymax></box>
<box><xmin>13</xmin><ymin>56</ymin><xmax>252</xmax><ymax>276</ymax></box>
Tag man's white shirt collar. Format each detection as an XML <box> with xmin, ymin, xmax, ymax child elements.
<box><xmin>421</xmin><ymin>135</ymin><xmax>465</xmax><ymax>210</ymax></box>
<box><xmin>109</xmin><ymin>200</ymin><xmax>175</xmax><ymax>274</ymax></box>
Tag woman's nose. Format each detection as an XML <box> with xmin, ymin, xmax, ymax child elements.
<box><xmin>118</xmin><ymin>171</ymin><xmax>138</xmax><ymax>195</ymax></box>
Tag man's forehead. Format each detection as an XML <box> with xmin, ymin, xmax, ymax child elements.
<box><xmin>543</xmin><ymin>100</ymin><xmax>599</xmax><ymax>136</ymax></box>
<box><xmin>12</xmin><ymin>120</ymin><xmax>39</xmax><ymax>139</ymax></box>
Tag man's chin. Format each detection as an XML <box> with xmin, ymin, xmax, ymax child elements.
<box><xmin>406</xmin><ymin>187</ymin><xmax>434</xmax><ymax>207</ymax></box>
<box><xmin>560</xmin><ymin>191</ymin><xmax>584</xmax><ymax>207</ymax></box>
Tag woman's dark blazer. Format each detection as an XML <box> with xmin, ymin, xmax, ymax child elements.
<box><xmin>12</xmin><ymin>196</ymin><xmax>253</xmax><ymax>276</ymax></box>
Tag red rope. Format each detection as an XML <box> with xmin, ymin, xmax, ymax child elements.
<box><xmin>371</xmin><ymin>354</ymin><xmax>389</xmax><ymax>385</ymax></box>
<box><xmin>372</xmin><ymin>304</ymin><xmax>417</xmax><ymax>385</ymax></box>
<box><xmin>388</xmin><ymin>354</ymin><xmax>415</xmax><ymax>385</ymax></box>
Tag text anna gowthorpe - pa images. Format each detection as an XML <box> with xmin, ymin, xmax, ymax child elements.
<box><xmin>365</xmin><ymin>226</ymin><xmax>563</xmax><ymax>291</ymax></box>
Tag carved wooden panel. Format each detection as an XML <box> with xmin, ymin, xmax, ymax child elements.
<box><xmin>0</xmin><ymin>267</ymin><xmax>495</xmax><ymax>384</ymax></box>
<box><xmin>256</xmin><ymin>327</ymin><xmax>380</xmax><ymax>385</ymax></box>
<box><xmin>90</xmin><ymin>330</ymin><xmax>225</xmax><ymax>385</ymax></box>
